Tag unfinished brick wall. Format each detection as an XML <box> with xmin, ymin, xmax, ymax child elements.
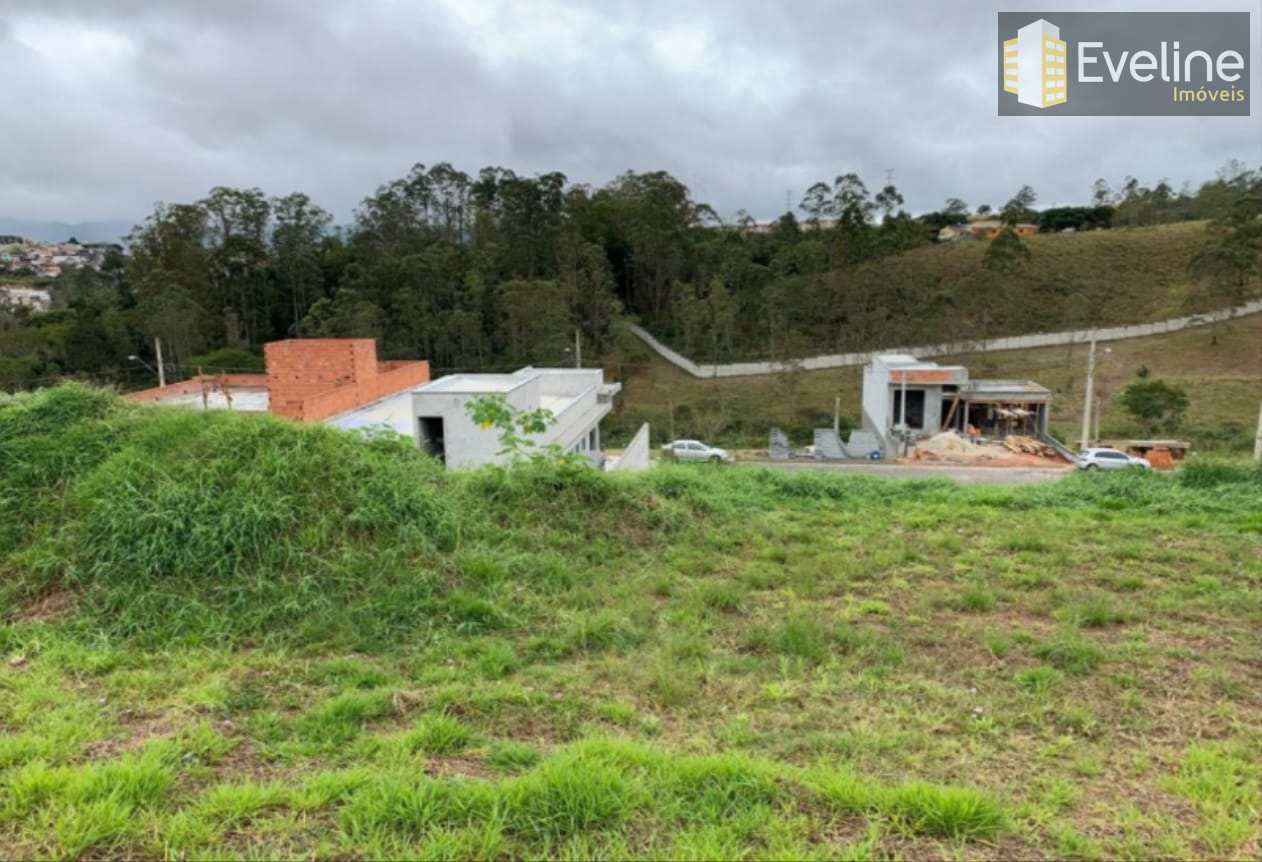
<box><xmin>263</xmin><ymin>339</ymin><xmax>429</xmax><ymax>422</ymax></box>
<box><xmin>265</xmin><ymin>339</ymin><xmax>368</xmax><ymax>418</ymax></box>
<box><xmin>125</xmin><ymin>340</ymin><xmax>429</xmax><ymax>423</ymax></box>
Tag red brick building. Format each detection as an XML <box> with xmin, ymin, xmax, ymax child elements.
<box><xmin>126</xmin><ymin>339</ymin><xmax>430</xmax><ymax>423</ymax></box>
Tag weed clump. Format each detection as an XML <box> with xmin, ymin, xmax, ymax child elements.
<box><xmin>1032</xmin><ymin>630</ymin><xmax>1108</xmax><ymax>675</ymax></box>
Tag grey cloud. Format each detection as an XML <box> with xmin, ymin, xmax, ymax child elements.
<box><xmin>1</xmin><ymin>0</ymin><xmax>1259</xmax><ymax>228</ymax></box>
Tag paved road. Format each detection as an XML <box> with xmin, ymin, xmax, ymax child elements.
<box><xmin>739</xmin><ymin>459</ymin><xmax>1073</xmax><ymax>485</ymax></box>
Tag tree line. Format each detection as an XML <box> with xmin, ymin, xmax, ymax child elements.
<box><xmin>1</xmin><ymin>159</ymin><xmax>1259</xmax><ymax>388</ymax></box>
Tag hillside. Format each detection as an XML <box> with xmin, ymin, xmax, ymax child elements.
<box><xmin>854</xmin><ymin>220</ymin><xmax>1228</xmax><ymax>325</ymax></box>
<box><xmin>657</xmin><ymin>220</ymin><xmax>1262</xmax><ymax>361</ymax></box>
<box><xmin>612</xmin><ymin>309</ymin><xmax>1262</xmax><ymax>450</ymax></box>
<box><xmin>1</xmin><ymin>386</ymin><xmax>1260</xmax><ymax>859</ymax></box>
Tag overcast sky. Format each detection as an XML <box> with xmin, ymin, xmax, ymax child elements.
<box><xmin>2</xmin><ymin>0</ymin><xmax>1260</xmax><ymax>229</ymax></box>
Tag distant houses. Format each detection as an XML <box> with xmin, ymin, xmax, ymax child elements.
<box><xmin>741</xmin><ymin>215</ymin><xmax>1042</xmax><ymax>242</ymax></box>
<box><xmin>0</xmin><ymin>285</ymin><xmax>52</xmax><ymax>312</ymax></box>
<box><xmin>937</xmin><ymin>217</ymin><xmax>1038</xmax><ymax>243</ymax></box>
<box><xmin>0</xmin><ymin>238</ymin><xmax>112</xmax><ymax>280</ymax></box>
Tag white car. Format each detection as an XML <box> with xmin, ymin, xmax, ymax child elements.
<box><xmin>662</xmin><ymin>439</ymin><xmax>733</xmax><ymax>463</ymax></box>
<box><xmin>1077</xmin><ymin>447</ymin><xmax>1151</xmax><ymax>471</ymax></box>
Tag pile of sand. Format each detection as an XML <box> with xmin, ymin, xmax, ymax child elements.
<box><xmin>916</xmin><ymin>430</ymin><xmax>984</xmax><ymax>458</ymax></box>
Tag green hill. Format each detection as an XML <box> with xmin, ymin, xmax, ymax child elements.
<box><xmin>1</xmin><ymin>386</ymin><xmax>1260</xmax><ymax>858</ymax></box>
<box><xmin>674</xmin><ymin>220</ymin><xmax>1262</xmax><ymax>361</ymax></box>
<box><xmin>855</xmin><ymin>220</ymin><xmax>1228</xmax><ymax>325</ymax></box>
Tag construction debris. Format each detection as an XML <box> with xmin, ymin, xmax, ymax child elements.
<box><xmin>1002</xmin><ymin>435</ymin><xmax>1057</xmax><ymax>457</ymax></box>
<box><xmin>916</xmin><ymin>431</ymin><xmax>989</xmax><ymax>460</ymax></box>
<box><xmin>911</xmin><ymin>430</ymin><xmax>1070</xmax><ymax>465</ymax></box>
<box><xmin>921</xmin><ymin>430</ymin><xmax>981</xmax><ymax>454</ymax></box>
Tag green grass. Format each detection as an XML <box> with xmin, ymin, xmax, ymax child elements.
<box><xmin>1</xmin><ymin>385</ymin><xmax>1260</xmax><ymax>858</ymax></box>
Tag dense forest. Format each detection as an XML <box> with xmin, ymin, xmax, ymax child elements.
<box><xmin>2</xmin><ymin>159</ymin><xmax>1260</xmax><ymax>389</ymax></box>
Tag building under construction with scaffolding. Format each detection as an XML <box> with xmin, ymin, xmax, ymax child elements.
<box><xmin>861</xmin><ymin>355</ymin><xmax>1053</xmax><ymax>450</ymax></box>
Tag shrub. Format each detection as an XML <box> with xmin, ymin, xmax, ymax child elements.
<box><xmin>1118</xmin><ymin>378</ymin><xmax>1188</xmax><ymax>434</ymax></box>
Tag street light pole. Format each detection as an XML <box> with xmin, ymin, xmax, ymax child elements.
<box><xmin>154</xmin><ymin>337</ymin><xmax>166</xmax><ymax>388</ymax></box>
<box><xmin>1080</xmin><ymin>340</ymin><xmax>1096</xmax><ymax>450</ymax></box>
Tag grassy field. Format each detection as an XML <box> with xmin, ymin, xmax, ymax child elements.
<box><xmin>610</xmin><ymin>310</ymin><xmax>1262</xmax><ymax>450</ymax></box>
<box><xmin>847</xmin><ymin>220</ymin><xmax>1233</xmax><ymax>326</ymax></box>
<box><xmin>2</xmin><ymin>386</ymin><xmax>1261</xmax><ymax>859</ymax></box>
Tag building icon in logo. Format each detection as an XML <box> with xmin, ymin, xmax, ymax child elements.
<box><xmin>1003</xmin><ymin>19</ymin><xmax>1067</xmax><ymax>108</ymax></box>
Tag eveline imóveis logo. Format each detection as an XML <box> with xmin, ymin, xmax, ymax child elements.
<box><xmin>997</xmin><ymin>12</ymin><xmax>1250</xmax><ymax>117</ymax></box>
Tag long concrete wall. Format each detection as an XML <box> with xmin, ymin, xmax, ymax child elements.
<box><xmin>629</xmin><ymin>299</ymin><xmax>1262</xmax><ymax>379</ymax></box>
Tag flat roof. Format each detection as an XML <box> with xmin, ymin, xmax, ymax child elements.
<box><xmin>539</xmin><ymin>395</ymin><xmax>571</xmax><ymax>414</ymax></box>
<box><xmin>874</xmin><ymin>354</ymin><xmax>967</xmax><ymax>373</ymax></box>
<box><xmin>417</xmin><ymin>374</ymin><xmax>525</xmax><ymax>394</ymax></box>
<box><xmin>417</xmin><ymin>367</ymin><xmax>607</xmax><ymax>396</ymax></box>
<box><xmin>962</xmin><ymin>379</ymin><xmax>1052</xmax><ymax>400</ymax></box>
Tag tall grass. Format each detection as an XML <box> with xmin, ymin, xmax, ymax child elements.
<box><xmin>2</xmin><ymin>384</ymin><xmax>1260</xmax><ymax>651</ymax></box>
<box><xmin>1</xmin><ymin>385</ymin><xmax>1258</xmax><ymax>858</ymax></box>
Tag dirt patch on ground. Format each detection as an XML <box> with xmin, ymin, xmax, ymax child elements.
<box><xmin>424</xmin><ymin>754</ymin><xmax>498</xmax><ymax>779</ymax></box>
<box><xmin>14</xmin><ymin>589</ymin><xmax>78</xmax><ymax>623</ymax></box>
<box><xmin>81</xmin><ymin>714</ymin><xmax>177</xmax><ymax>761</ymax></box>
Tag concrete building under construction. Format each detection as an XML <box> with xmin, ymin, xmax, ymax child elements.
<box><xmin>862</xmin><ymin>354</ymin><xmax>1053</xmax><ymax>453</ymax></box>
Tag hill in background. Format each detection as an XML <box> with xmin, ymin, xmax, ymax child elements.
<box><xmin>682</xmin><ymin>220</ymin><xmax>1261</xmax><ymax>362</ymax></box>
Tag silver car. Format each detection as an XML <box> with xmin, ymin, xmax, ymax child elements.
<box><xmin>1077</xmin><ymin>447</ymin><xmax>1151</xmax><ymax>471</ymax></box>
<box><xmin>662</xmin><ymin>439</ymin><xmax>733</xmax><ymax>463</ymax></box>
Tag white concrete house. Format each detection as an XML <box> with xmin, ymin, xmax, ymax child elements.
<box><xmin>328</xmin><ymin>367</ymin><xmax>621</xmax><ymax>469</ymax></box>
<box><xmin>861</xmin><ymin>354</ymin><xmax>1052</xmax><ymax>455</ymax></box>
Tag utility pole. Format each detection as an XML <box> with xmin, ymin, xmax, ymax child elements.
<box><xmin>1254</xmin><ymin>400</ymin><xmax>1262</xmax><ymax>462</ymax></box>
<box><xmin>154</xmin><ymin>337</ymin><xmax>166</xmax><ymax>388</ymax></box>
<box><xmin>574</xmin><ymin>329</ymin><xmax>581</xmax><ymax>368</ymax></box>
<box><xmin>1080</xmin><ymin>339</ymin><xmax>1096</xmax><ymax>450</ymax></box>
